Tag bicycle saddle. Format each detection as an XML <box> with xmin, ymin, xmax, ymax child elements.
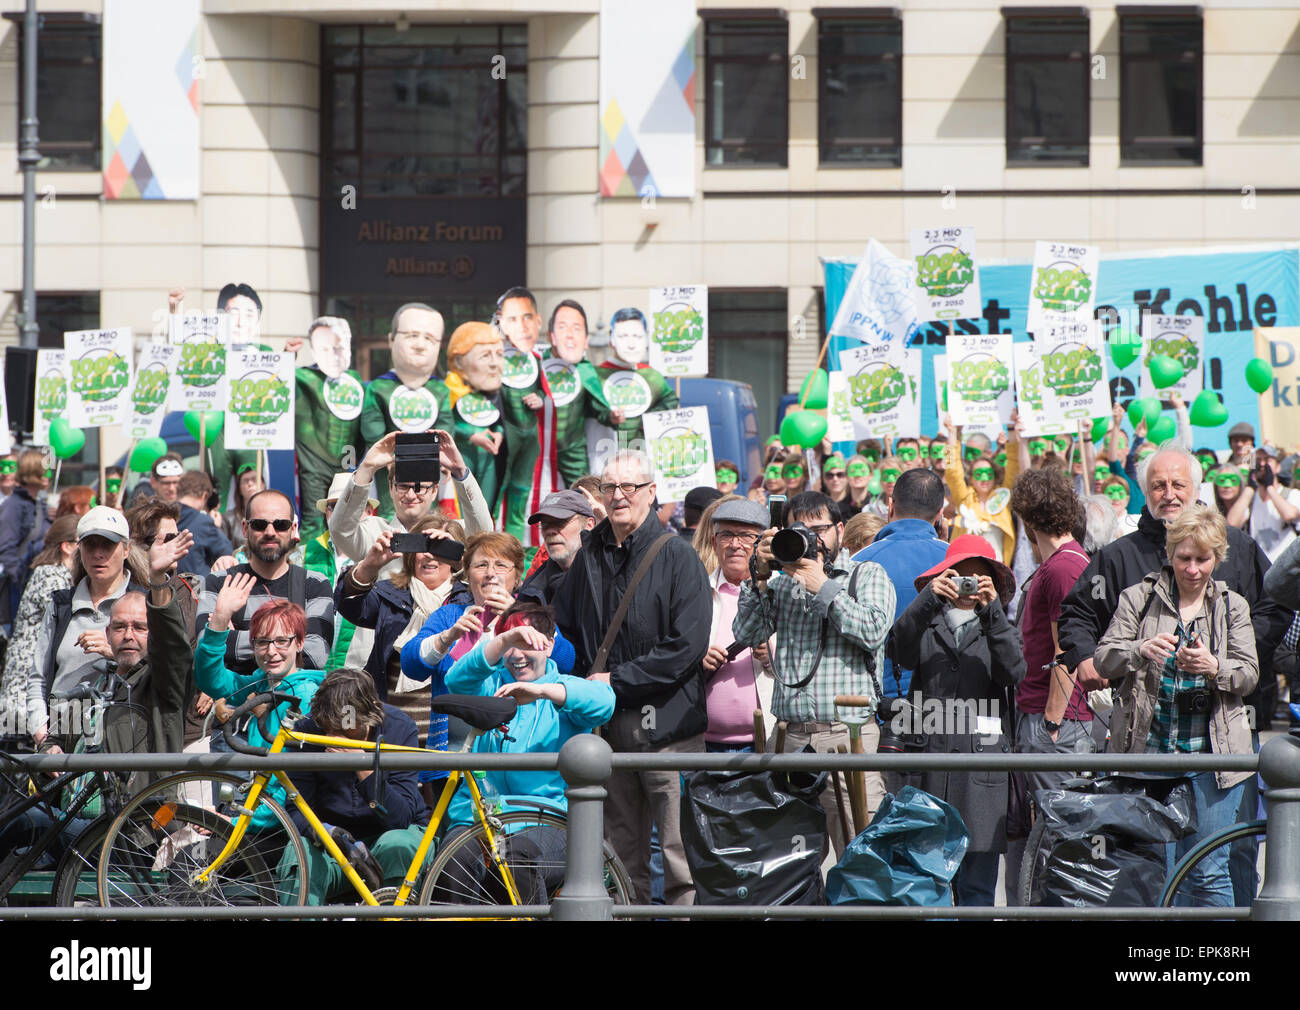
<box><xmin>430</xmin><ymin>694</ymin><xmax>519</xmax><ymax>732</ymax></box>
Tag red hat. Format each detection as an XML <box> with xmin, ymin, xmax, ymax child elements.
<box><xmin>914</xmin><ymin>534</ymin><xmax>1016</xmax><ymax>605</ymax></box>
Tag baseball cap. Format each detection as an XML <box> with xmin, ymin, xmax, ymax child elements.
<box><xmin>1228</xmin><ymin>422</ymin><xmax>1256</xmax><ymax>441</ymax></box>
<box><xmin>528</xmin><ymin>489</ymin><xmax>595</xmax><ymax>524</ymax></box>
<box><xmin>1256</xmin><ymin>445</ymin><xmax>1282</xmax><ymax>461</ymax></box>
<box><xmin>77</xmin><ymin>505</ymin><xmax>130</xmax><ymax>544</ymax></box>
<box><xmin>711</xmin><ymin>499</ymin><xmax>770</xmax><ymax>528</ymax></box>
<box><xmin>684</xmin><ymin>486</ymin><xmax>724</xmax><ymax>512</ymax></box>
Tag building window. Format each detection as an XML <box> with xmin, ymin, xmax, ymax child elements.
<box><xmin>817</xmin><ymin>14</ymin><xmax>902</xmax><ymax>166</ymax></box>
<box><xmin>1004</xmin><ymin>11</ymin><xmax>1089</xmax><ymax>166</ymax></box>
<box><xmin>35</xmin><ymin>291</ymin><xmax>100</xmax><ymax>348</ymax></box>
<box><xmin>322</xmin><ymin>23</ymin><xmax>527</xmax><ymax>197</ymax></box>
<box><xmin>709</xmin><ymin>289</ymin><xmax>788</xmax><ymax>432</ymax></box>
<box><xmin>1120</xmin><ymin>9</ymin><xmax>1202</xmax><ymax>165</ymax></box>
<box><xmin>10</xmin><ymin>14</ymin><xmax>102</xmax><ymax>171</ymax></box>
<box><xmin>704</xmin><ymin>15</ymin><xmax>788</xmax><ymax>167</ymax></box>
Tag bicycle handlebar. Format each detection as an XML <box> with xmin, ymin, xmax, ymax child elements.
<box><xmin>221</xmin><ymin>691</ymin><xmax>302</xmax><ymax>756</ymax></box>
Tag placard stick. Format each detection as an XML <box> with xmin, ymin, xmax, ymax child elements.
<box><xmin>798</xmin><ymin>330</ymin><xmax>835</xmax><ymax>410</ymax></box>
<box><xmin>198</xmin><ymin>424</ymin><xmax>207</xmax><ymax>476</ymax></box>
<box><xmin>120</xmin><ymin>438</ymin><xmax>138</xmax><ymax>502</ymax></box>
<box><xmin>257</xmin><ymin>449</ymin><xmax>266</xmax><ymax>483</ymax></box>
<box><xmin>97</xmin><ymin>430</ymin><xmax>107</xmax><ymax>504</ymax></box>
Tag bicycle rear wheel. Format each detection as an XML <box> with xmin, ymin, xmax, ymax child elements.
<box><xmin>1018</xmin><ymin>815</ymin><xmax>1050</xmax><ymax>907</ymax></box>
<box><xmin>97</xmin><ymin>772</ymin><xmax>308</xmax><ymax>909</ymax></box>
<box><xmin>417</xmin><ymin>809</ymin><xmax>633</xmax><ymax>913</ymax></box>
<box><xmin>1159</xmin><ymin>820</ymin><xmax>1266</xmax><ymax>907</ymax></box>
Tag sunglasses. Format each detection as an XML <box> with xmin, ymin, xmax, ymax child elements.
<box><xmin>896</xmin><ymin>447</ymin><xmax>918</xmax><ymax>460</ymax></box>
<box><xmin>1104</xmin><ymin>486</ymin><xmax>1127</xmax><ymax>500</ymax></box>
<box><xmin>823</xmin><ymin>470</ymin><xmax>846</xmax><ymax>480</ymax></box>
<box><xmin>248</xmin><ymin>518</ymin><xmax>293</xmax><ymax>532</ymax></box>
<box><xmin>971</xmin><ymin>467</ymin><xmax>995</xmax><ymax>481</ymax></box>
<box><xmin>846</xmin><ymin>464</ymin><xmax>870</xmax><ymax>477</ymax></box>
<box><xmin>929</xmin><ymin>445</ymin><xmax>947</xmax><ymax>459</ymax></box>
<box><xmin>1213</xmin><ymin>473</ymin><xmax>1242</xmax><ymax>487</ymax></box>
<box><xmin>782</xmin><ymin>466</ymin><xmax>805</xmax><ymax>479</ymax></box>
<box><xmin>880</xmin><ymin>469</ymin><xmax>901</xmax><ymax>482</ymax></box>
<box><xmin>142</xmin><ymin>531</ymin><xmax>179</xmax><ymax>548</ymax></box>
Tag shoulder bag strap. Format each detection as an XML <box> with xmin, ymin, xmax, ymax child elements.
<box><xmin>590</xmin><ymin>533</ymin><xmax>675</xmax><ymax>675</ymax></box>
<box><xmin>288</xmin><ymin>564</ymin><xmax>307</xmax><ymax>610</ymax></box>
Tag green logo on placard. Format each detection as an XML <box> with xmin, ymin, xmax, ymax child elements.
<box><xmin>951</xmin><ymin>354</ymin><xmax>1009</xmax><ymax>404</ymax></box>
<box><xmin>391</xmin><ymin>385</ymin><xmax>437</xmax><ymax>430</ymax></box>
<box><xmin>177</xmin><ymin>340</ymin><xmax>225</xmax><ymax>387</ymax></box>
<box><xmin>1032</xmin><ymin>264</ymin><xmax>1093</xmax><ymax>313</ymax></box>
<box><xmin>37</xmin><ymin>372</ymin><xmax>68</xmax><ymax>418</ymax></box>
<box><xmin>653</xmin><ymin>308</ymin><xmax>704</xmax><ymax>355</ymax></box>
<box><xmin>548</xmin><ymin>364</ymin><xmax>577</xmax><ymax>398</ymax></box>
<box><xmin>1145</xmin><ymin>334</ymin><xmax>1198</xmax><ymax>376</ymax></box>
<box><xmin>230</xmin><ymin>371</ymin><xmax>290</xmax><ymax>425</ymax></box>
<box><xmin>70</xmin><ymin>349</ymin><xmax>129</xmax><ymax>402</ymax></box>
<box><xmin>1042</xmin><ymin>344</ymin><xmax>1103</xmax><ymax>398</ymax></box>
<box><xmin>654</xmin><ymin>429</ymin><xmax>708</xmax><ymax>478</ymax></box>
<box><xmin>848</xmin><ymin>362</ymin><xmax>907</xmax><ymax>415</ymax></box>
<box><xmin>132</xmin><ymin>364</ymin><xmax>170</xmax><ymax>415</ymax></box>
<box><xmin>604</xmin><ymin>372</ymin><xmax>653</xmax><ymax>414</ymax></box>
<box><xmin>1018</xmin><ymin>363</ymin><xmax>1045</xmax><ymax>412</ymax></box>
<box><xmin>914</xmin><ymin>248</ymin><xmax>975</xmax><ymax>298</ymax></box>
<box><xmin>456</xmin><ymin>392</ymin><xmax>499</xmax><ymax>428</ymax></box>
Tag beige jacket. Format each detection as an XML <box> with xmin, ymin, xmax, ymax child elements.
<box><xmin>1095</xmin><ymin>570</ymin><xmax>1258</xmax><ymax>789</ymax></box>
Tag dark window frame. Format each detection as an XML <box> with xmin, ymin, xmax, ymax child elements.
<box><xmin>707</xmin><ymin>287</ymin><xmax>789</xmax><ymax>430</ymax></box>
<box><xmin>31</xmin><ymin>290</ymin><xmax>100</xmax><ymax>349</ymax></box>
<box><xmin>7</xmin><ymin>12</ymin><xmax>102</xmax><ymax>172</ymax></box>
<box><xmin>1003</xmin><ymin>10</ymin><xmax>1091</xmax><ymax>167</ymax></box>
<box><xmin>816</xmin><ymin>13</ymin><xmax>903</xmax><ymax>167</ymax></box>
<box><xmin>704</xmin><ymin>16</ymin><xmax>790</xmax><ymax>168</ymax></box>
<box><xmin>1118</xmin><ymin>10</ymin><xmax>1203</xmax><ymax>166</ymax></box>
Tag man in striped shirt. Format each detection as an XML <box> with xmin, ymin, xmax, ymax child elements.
<box><xmin>733</xmin><ymin>490</ymin><xmax>895</xmax><ymax>857</ymax></box>
<box><xmin>196</xmin><ymin>489</ymin><xmax>334</xmax><ymax>675</ymax></box>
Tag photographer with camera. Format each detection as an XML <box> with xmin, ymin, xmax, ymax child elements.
<box><xmin>733</xmin><ymin>491</ymin><xmax>895</xmax><ymax>857</ymax></box>
<box><xmin>1223</xmin><ymin>446</ymin><xmax>1300</xmax><ymax>562</ymax></box>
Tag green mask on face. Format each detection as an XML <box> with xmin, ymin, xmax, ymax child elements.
<box><xmin>929</xmin><ymin>444</ymin><xmax>947</xmax><ymax>459</ymax></box>
<box><xmin>896</xmin><ymin>446</ymin><xmax>918</xmax><ymax>460</ymax></box>
<box><xmin>1028</xmin><ymin>439</ymin><xmax>1047</xmax><ymax>456</ymax></box>
<box><xmin>107</xmin><ymin>478</ymin><xmax>122</xmax><ymax>493</ymax></box>
<box><xmin>45</xmin><ymin>469</ymin><xmax>54</xmax><ymax>479</ymax></box>
<box><xmin>1213</xmin><ymin>472</ymin><xmax>1242</xmax><ymax>488</ymax></box>
<box><xmin>1139</xmin><ymin>448</ymin><xmax>1157</xmax><ymax>461</ymax></box>
<box><xmin>716</xmin><ymin>468</ymin><xmax>738</xmax><ymax>485</ymax></box>
<box><xmin>1094</xmin><ymin>466</ymin><xmax>1110</xmax><ymax>482</ymax></box>
<box><xmin>994</xmin><ymin>452</ymin><xmax>1007</xmax><ymax>467</ymax></box>
<box><xmin>862</xmin><ymin>450</ymin><xmax>879</xmax><ymax>463</ymax></box>
<box><xmin>0</xmin><ymin>460</ymin><xmax>15</xmax><ymax>475</ymax></box>
<box><xmin>963</xmin><ymin>446</ymin><xmax>982</xmax><ymax>462</ymax></box>
<box><xmin>1104</xmin><ymin>485</ymin><xmax>1127</xmax><ymax>501</ymax></box>
<box><xmin>782</xmin><ymin>464</ymin><xmax>805</xmax><ymax>479</ymax></box>
<box><xmin>765</xmin><ymin>465</ymin><xmax>782</xmax><ymax>481</ymax></box>
<box><xmin>1197</xmin><ymin>454</ymin><xmax>1217</xmax><ymax>471</ymax></box>
<box><xmin>880</xmin><ymin>468</ymin><xmax>901</xmax><ymax>483</ymax></box>
<box><xmin>823</xmin><ymin>455</ymin><xmax>846</xmax><ymax>472</ymax></box>
<box><xmin>1054</xmin><ymin>437</ymin><xmax>1071</xmax><ymax>454</ymax></box>
<box><xmin>847</xmin><ymin>462</ymin><xmax>870</xmax><ymax>478</ymax></box>
<box><xmin>972</xmin><ymin>466</ymin><xmax>995</xmax><ymax>481</ymax></box>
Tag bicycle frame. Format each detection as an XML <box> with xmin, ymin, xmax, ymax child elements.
<box><xmin>195</xmin><ymin>723</ymin><xmax>523</xmax><ymax>908</ymax></box>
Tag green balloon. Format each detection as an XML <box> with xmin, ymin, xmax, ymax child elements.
<box><xmin>49</xmin><ymin>418</ymin><xmax>85</xmax><ymax>460</ymax></box>
<box><xmin>1245</xmin><ymin>357</ymin><xmax>1274</xmax><ymax>394</ymax></box>
<box><xmin>183</xmin><ymin>410</ymin><xmax>224</xmax><ymax>442</ymax></box>
<box><xmin>1127</xmin><ymin>397</ymin><xmax>1162</xmax><ymax>429</ymax></box>
<box><xmin>779</xmin><ymin>409</ymin><xmax>828</xmax><ymax>449</ymax></box>
<box><xmin>129</xmin><ymin>435</ymin><xmax>169</xmax><ymax>473</ymax></box>
<box><xmin>867</xmin><ymin>474</ymin><xmax>882</xmax><ymax>497</ymax></box>
<box><xmin>1148</xmin><ymin>354</ymin><xmax>1183</xmax><ymax>390</ymax></box>
<box><xmin>1188</xmin><ymin>390</ymin><xmax>1229</xmax><ymax>428</ymax></box>
<box><xmin>799</xmin><ymin>368</ymin><xmax>829</xmax><ymax>410</ymax></box>
<box><xmin>1109</xmin><ymin>328</ymin><xmax>1141</xmax><ymax>369</ymax></box>
<box><xmin>1149</xmin><ymin>414</ymin><xmax>1177</xmax><ymax>444</ymax></box>
<box><xmin>1090</xmin><ymin>416</ymin><xmax>1110</xmax><ymax>443</ymax></box>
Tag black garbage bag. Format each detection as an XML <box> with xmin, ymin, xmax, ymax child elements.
<box><xmin>1025</xmin><ymin>775</ymin><xmax>1198</xmax><ymax>907</ymax></box>
<box><xmin>825</xmin><ymin>786</ymin><xmax>969</xmax><ymax>906</ymax></box>
<box><xmin>682</xmin><ymin>753</ymin><xmax>828</xmax><ymax>906</ymax></box>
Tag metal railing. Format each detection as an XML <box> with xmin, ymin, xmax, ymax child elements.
<box><xmin>3</xmin><ymin>735</ymin><xmax>1298</xmax><ymax>921</ymax></box>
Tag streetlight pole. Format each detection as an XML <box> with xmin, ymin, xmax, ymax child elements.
<box><xmin>18</xmin><ymin>0</ymin><xmax>40</xmax><ymax>348</ymax></box>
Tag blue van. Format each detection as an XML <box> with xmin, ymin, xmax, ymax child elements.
<box><xmin>676</xmin><ymin>378</ymin><xmax>763</xmax><ymax>490</ymax></box>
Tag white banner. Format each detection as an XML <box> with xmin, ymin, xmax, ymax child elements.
<box><xmin>1012</xmin><ymin>341</ymin><xmax>1069</xmax><ymax>437</ymax></box>
<box><xmin>829</xmin><ymin>239</ymin><xmax>922</xmax><ymax>346</ymax></box>
<box><xmin>910</xmin><ymin>226</ymin><xmax>981</xmax><ymax>323</ymax></box>
<box><xmin>224</xmin><ymin>349</ymin><xmax>295</xmax><ymax>450</ymax></box>
<box><xmin>33</xmin><ymin>350</ymin><xmax>68</xmax><ymax>446</ymax></box>
<box><xmin>648</xmin><ymin>285</ymin><xmax>708</xmax><ymax>377</ymax></box>
<box><xmin>171</xmin><ymin>312</ymin><xmax>230</xmax><ymax>411</ymax></box>
<box><xmin>1033</xmin><ymin>320</ymin><xmax>1111</xmax><ymax>422</ymax></box>
<box><xmin>1027</xmin><ymin>241</ymin><xmax>1100</xmax><ymax>336</ymax></box>
<box><xmin>947</xmin><ymin>331</ymin><xmax>1014</xmax><ymax>429</ymax></box>
<box><xmin>1139</xmin><ymin>314</ymin><xmax>1205</xmax><ymax>401</ymax></box>
<box><xmin>65</xmin><ymin>328</ymin><xmax>133</xmax><ymax>428</ymax></box>
<box><xmin>128</xmin><ymin>343</ymin><xmax>179</xmax><ymax>440</ymax></box>
<box><xmin>827</xmin><ymin>370</ymin><xmax>854</xmax><ymax>443</ymax></box>
<box><xmin>642</xmin><ymin>405</ymin><xmax>715</xmax><ymax>504</ymax></box>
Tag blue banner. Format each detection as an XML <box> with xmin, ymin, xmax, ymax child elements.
<box><xmin>823</xmin><ymin>244</ymin><xmax>1300</xmax><ymax>448</ymax></box>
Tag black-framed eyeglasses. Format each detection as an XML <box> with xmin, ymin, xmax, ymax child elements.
<box><xmin>142</xmin><ymin>531</ymin><xmax>179</xmax><ymax>548</ymax></box>
<box><xmin>247</xmin><ymin>518</ymin><xmax>293</xmax><ymax>532</ymax></box>
<box><xmin>803</xmin><ymin>523</ymin><xmax>834</xmax><ymax>535</ymax></box>
<box><xmin>251</xmin><ymin>635</ymin><xmax>297</xmax><ymax>651</ymax></box>
<box><xmin>392</xmin><ymin>482</ymin><xmax>436</xmax><ymax>495</ymax></box>
<box><xmin>599</xmin><ymin>481</ymin><xmax>652</xmax><ymax>497</ymax></box>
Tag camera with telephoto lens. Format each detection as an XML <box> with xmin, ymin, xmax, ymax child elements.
<box><xmin>769</xmin><ymin>523</ymin><xmax>823</xmax><ymax>570</ymax></box>
<box><xmin>877</xmin><ymin>696</ymin><xmax>927</xmax><ymax>753</ymax></box>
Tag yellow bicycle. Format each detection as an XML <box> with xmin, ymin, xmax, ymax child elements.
<box><xmin>94</xmin><ymin>690</ymin><xmax>632</xmax><ymax>913</ymax></box>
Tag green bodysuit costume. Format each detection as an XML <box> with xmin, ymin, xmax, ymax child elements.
<box><xmin>543</xmin><ymin>352</ymin><xmax>615</xmax><ymax>486</ymax></box>
<box><xmin>359</xmin><ymin>370</ymin><xmax>447</xmax><ymax>519</ymax></box>
<box><xmin>437</xmin><ymin>380</ymin><xmax>507</xmax><ymax>515</ymax></box>
<box><xmin>593</xmin><ymin>362</ymin><xmax>678</xmax><ymax>451</ymax></box>
<box><xmin>295</xmin><ymin>366</ymin><xmax>364</xmax><ymax>541</ymax></box>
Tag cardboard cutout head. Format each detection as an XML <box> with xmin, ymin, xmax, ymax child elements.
<box><xmin>308</xmin><ymin>316</ymin><xmax>352</xmax><ymax>379</ymax></box>
<box><xmin>447</xmin><ymin>322</ymin><xmax>505</xmax><ymax>395</ymax></box>
<box><xmin>388</xmin><ymin>302</ymin><xmax>445</xmax><ymax>381</ymax></box>
<box><xmin>610</xmin><ymin>307</ymin><xmax>648</xmax><ymax>367</ymax></box>
<box><xmin>549</xmin><ymin>300</ymin><xmax>589</xmax><ymax>366</ymax></box>
<box><xmin>497</xmin><ymin>287</ymin><xmax>541</xmax><ymax>354</ymax></box>
<box><xmin>218</xmin><ymin>283</ymin><xmax>262</xmax><ymax>345</ymax></box>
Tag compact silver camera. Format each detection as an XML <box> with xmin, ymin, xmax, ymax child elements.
<box><xmin>953</xmin><ymin>576</ymin><xmax>979</xmax><ymax>596</ymax></box>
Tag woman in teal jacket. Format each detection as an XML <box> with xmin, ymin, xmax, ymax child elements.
<box><xmin>442</xmin><ymin>599</ymin><xmax>614</xmax><ymax>830</ymax></box>
<box><xmin>198</xmin><ymin>572</ymin><xmax>325</xmax><ymax>829</ymax></box>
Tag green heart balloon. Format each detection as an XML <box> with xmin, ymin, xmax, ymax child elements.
<box><xmin>1149</xmin><ymin>414</ymin><xmax>1177</xmax><ymax>444</ymax></box>
<box><xmin>1090</xmin><ymin>416</ymin><xmax>1110</xmax><ymax>443</ymax></box>
<box><xmin>1109</xmin><ymin>328</ymin><xmax>1141</xmax><ymax>369</ymax></box>
<box><xmin>1148</xmin><ymin>354</ymin><xmax>1183</xmax><ymax>390</ymax></box>
<box><xmin>183</xmin><ymin>410</ymin><xmax>224</xmax><ymax>442</ymax></box>
<box><xmin>779</xmin><ymin>409</ymin><xmax>827</xmax><ymax>449</ymax></box>
<box><xmin>1127</xmin><ymin>397</ymin><xmax>1162</xmax><ymax>429</ymax></box>
<box><xmin>1245</xmin><ymin>358</ymin><xmax>1273</xmax><ymax>394</ymax></box>
<box><xmin>799</xmin><ymin>368</ymin><xmax>829</xmax><ymax>410</ymax></box>
<box><xmin>129</xmin><ymin>435</ymin><xmax>170</xmax><ymax>473</ymax></box>
<box><xmin>1188</xmin><ymin>390</ymin><xmax>1229</xmax><ymax>427</ymax></box>
<box><xmin>49</xmin><ymin>418</ymin><xmax>85</xmax><ymax>460</ymax></box>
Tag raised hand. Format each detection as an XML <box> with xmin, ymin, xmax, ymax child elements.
<box><xmin>211</xmin><ymin>572</ymin><xmax>258</xmax><ymax>631</ymax></box>
<box><xmin>150</xmin><ymin>528</ymin><xmax>194</xmax><ymax>580</ymax></box>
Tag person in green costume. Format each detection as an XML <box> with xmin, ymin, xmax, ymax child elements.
<box><xmin>592</xmin><ymin>306</ymin><xmax>676</xmax><ymax>466</ymax></box>
<box><xmin>543</xmin><ymin>299</ymin><xmax>621</xmax><ymax>486</ymax></box>
<box><xmin>440</xmin><ymin>321</ymin><xmax>507</xmax><ymax>514</ymax></box>
<box><xmin>359</xmin><ymin>302</ymin><xmax>446</xmax><ymax>520</ymax></box>
<box><xmin>282</xmin><ymin>316</ymin><xmax>363</xmax><ymax>542</ymax></box>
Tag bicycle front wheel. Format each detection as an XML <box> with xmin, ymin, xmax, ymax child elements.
<box><xmin>97</xmin><ymin>772</ymin><xmax>308</xmax><ymax>909</ymax></box>
<box><xmin>1160</xmin><ymin>820</ymin><xmax>1266</xmax><ymax>907</ymax></box>
<box><xmin>417</xmin><ymin>809</ymin><xmax>633</xmax><ymax>912</ymax></box>
<box><xmin>51</xmin><ymin>814</ymin><xmax>116</xmax><ymax>906</ymax></box>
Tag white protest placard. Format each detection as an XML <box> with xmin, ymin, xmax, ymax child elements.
<box><xmin>642</xmin><ymin>405</ymin><xmax>715</xmax><ymax>504</ymax></box>
<box><xmin>934</xmin><ymin>352</ymin><xmax>1000</xmax><ymax>443</ymax></box>
<box><xmin>839</xmin><ymin>341</ymin><xmax>919</xmax><ymax>440</ymax></box>
<box><xmin>1033</xmin><ymin>320</ymin><xmax>1111</xmax><ymax>422</ymax></box>
<box><xmin>910</xmin><ymin>226</ymin><xmax>981</xmax><ymax>323</ymax></box>
<box><xmin>1026</xmin><ymin>241</ymin><xmax>1100</xmax><ymax>336</ymax></box>
<box><xmin>170</xmin><ymin>311</ymin><xmax>230</xmax><ymax>411</ymax></box>
<box><xmin>827</xmin><ymin>370</ymin><xmax>854</xmax><ymax>443</ymax></box>
<box><xmin>224</xmin><ymin>348</ymin><xmax>294</xmax><ymax>450</ymax></box>
<box><xmin>65</xmin><ymin>328</ymin><xmax>133</xmax><ymax>428</ymax></box>
<box><xmin>1139</xmin><ymin>314</ymin><xmax>1205</xmax><ymax>401</ymax></box>
<box><xmin>0</xmin><ymin>358</ymin><xmax>10</xmax><ymax>455</ymax></box>
<box><xmin>33</xmin><ymin>350</ymin><xmax>68</xmax><ymax>446</ymax></box>
<box><xmin>947</xmin><ymin>330</ymin><xmax>1014</xmax><ymax>428</ymax></box>
<box><xmin>1012</xmin><ymin>341</ymin><xmax>1069</xmax><ymax>437</ymax></box>
<box><xmin>128</xmin><ymin>343</ymin><xmax>179</xmax><ymax>439</ymax></box>
<box><xmin>648</xmin><ymin>285</ymin><xmax>708</xmax><ymax>377</ymax></box>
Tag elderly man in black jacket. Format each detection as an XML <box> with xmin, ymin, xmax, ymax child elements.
<box><xmin>552</xmin><ymin>450</ymin><xmax>711</xmax><ymax>906</ymax></box>
<box><xmin>1058</xmin><ymin>444</ymin><xmax>1292</xmax><ymax>905</ymax></box>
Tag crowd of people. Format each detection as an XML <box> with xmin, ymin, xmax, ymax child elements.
<box><xmin>0</xmin><ymin>282</ymin><xmax>1296</xmax><ymax>909</ymax></box>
